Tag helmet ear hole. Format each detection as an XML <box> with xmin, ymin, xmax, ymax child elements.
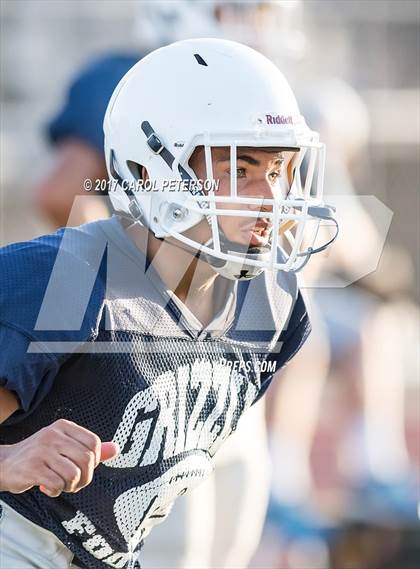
<box><xmin>187</xmin><ymin>146</ymin><xmax>205</xmax><ymax>175</ymax></box>
<box><xmin>127</xmin><ymin>160</ymin><xmax>147</xmax><ymax>181</ymax></box>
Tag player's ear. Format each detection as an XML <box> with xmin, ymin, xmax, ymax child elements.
<box><xmin>287</xmin><ymin>158</ymin><xmax>295</xmax><ymax>187</ymax></box>
<box><xmin>188</xmin><ymin>146</ymin><xmax>205</xmax><ymax>177</ymax></box>
<box><xmin>140</xmin><ymin>166</ymin><xmax>149</xmax><ymax>181</ymax></box>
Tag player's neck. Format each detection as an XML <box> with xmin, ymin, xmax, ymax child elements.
<box><xmin>126</xmin><ymin>222</ymin><xmax>218</xmax><ymax>304</ymax></box>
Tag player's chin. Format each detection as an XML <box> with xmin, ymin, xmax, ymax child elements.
<box><xmin>239</xmin><ymin>228</ymin><xmax>272</xmax><ymax>248</ymax></box>
<box><xmin>220</xmin><ymin>231</ymin><xmax>271</xmax><ymax>253</ymax></box>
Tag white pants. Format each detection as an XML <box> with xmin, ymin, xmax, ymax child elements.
<box><xmin>0</xmin><ymin>500</ymin><xmax>80</xmax><ymax>569</ymax></box>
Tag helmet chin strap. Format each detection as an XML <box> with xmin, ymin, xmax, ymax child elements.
<box><xmin>202</xmin><ymin>233</ymin><xmax>270</xmax><ymax>281</ymax></box>
<box><xmin>153</xmin><ymin>229</ymin><xmax>269</xmax><ymax>281</ymax></box>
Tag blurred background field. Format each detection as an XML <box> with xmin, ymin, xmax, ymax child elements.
<box><xmin>1</xmin><ymin>2</ymin><xmax>419</xmax><ymax>568</ymax></box>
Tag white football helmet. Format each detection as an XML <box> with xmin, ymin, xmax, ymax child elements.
<box><xmin>104</xmin><ymin>38</ymin><xmax>337</xmax><ymax>280</ymax></box>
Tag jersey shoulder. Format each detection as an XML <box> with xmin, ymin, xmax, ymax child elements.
<box><xmin>0</xmin><ymin>223</ymin><xmax>108</xmax><ymax>342</ymax></box>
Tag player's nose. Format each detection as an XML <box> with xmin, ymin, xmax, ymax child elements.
<box><xmin>246</xmin><ymin>177</ymin><xmax>275</xmax><ymax>211</ymax></box>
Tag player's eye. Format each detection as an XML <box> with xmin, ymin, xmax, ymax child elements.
<box><xmin>227</xmin><ymin>167</ymin><xmax>247</xmax><ymax>178</ymax></box>
<box><xmin>236</xmin><ymin>167</ymin><xmax>247</xmax><ymax>178</ymax></box>
<box><xmin>268</xmin><ymin>170</ymin><xmax>281</xmax><ymax>184</ymax></box>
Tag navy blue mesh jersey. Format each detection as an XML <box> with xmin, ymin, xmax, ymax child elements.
<box><xmin>0</xmin><ymin>216</ymin><xmax>310</xmax><ymax>569</ymax></box>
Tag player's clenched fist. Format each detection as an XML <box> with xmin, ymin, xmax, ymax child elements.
<box><xmin>0</xmin><ymin>419</ymin><xmax>120</xmax><ymax>497</ymax></box>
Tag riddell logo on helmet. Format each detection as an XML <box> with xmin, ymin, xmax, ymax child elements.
<box><xmin>266</xmin><ymin>114</ymin><xmax>293</xmax><ymax>125</ymax></box>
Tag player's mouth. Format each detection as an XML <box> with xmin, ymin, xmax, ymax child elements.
<box><xmin>241</xmin><ymin>220</ymin><xmax>272</xmax><ymax>247</ymax></box>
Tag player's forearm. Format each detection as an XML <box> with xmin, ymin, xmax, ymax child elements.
<box><xmin>0</xmin><ymin>445</ymin><xmax>12</xmax><ymax>491</ymax></box>
<box><xmin>0</xmin><ymin>386</ymin><xmax>20</xmax><ymax>424</ymax></box>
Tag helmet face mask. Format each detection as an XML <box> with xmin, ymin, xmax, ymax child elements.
<box><xmin>104</xmin><ymin>38</ymin><xmax>337</xmax><ymax>279</ymax></box>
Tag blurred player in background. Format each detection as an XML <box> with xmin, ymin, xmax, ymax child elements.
<box><xmin>252</xmin><ymin>76</ymin><xmax>420</xmax><ymax>569</ymax></box>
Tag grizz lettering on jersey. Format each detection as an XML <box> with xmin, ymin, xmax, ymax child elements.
<box><xmin>0</xmin><ymin>216</ymin><xmax>310</xmax><ymax>569</ymax></box>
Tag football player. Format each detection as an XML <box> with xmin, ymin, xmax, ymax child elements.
<box><xmin>0</xmin><ymin>39</ymin><xmax>337</xmax><ymax>569</ymax></box>
<box><xmin>30</xmin><ymin>4</ymin><xmax>285</xmax><ymax>565</ymax></box>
